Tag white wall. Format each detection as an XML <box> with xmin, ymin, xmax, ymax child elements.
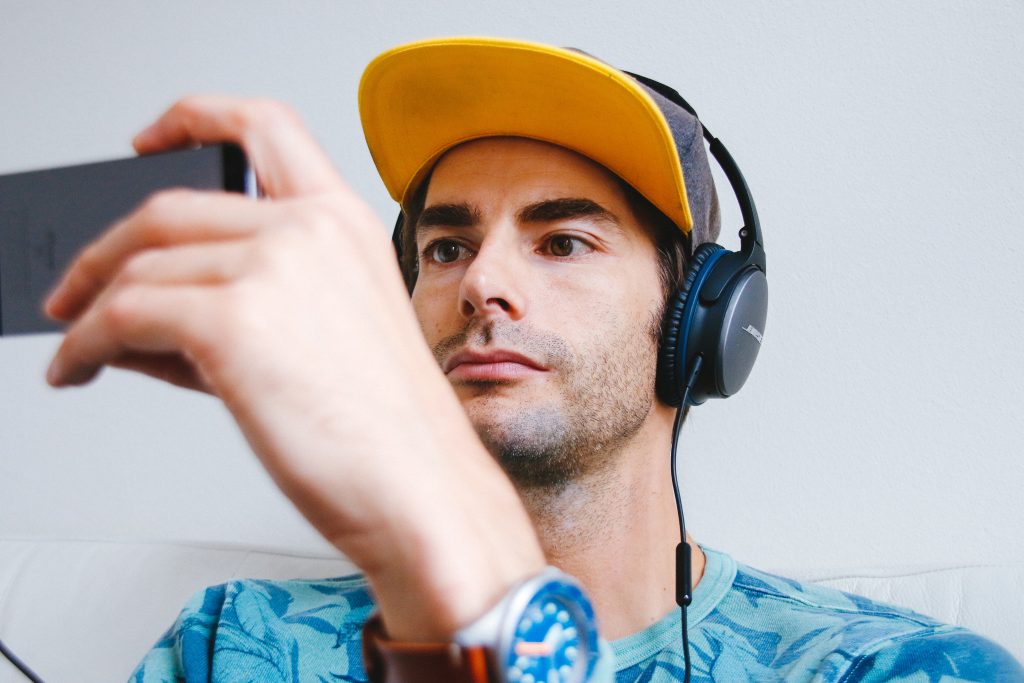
<box><xmin>1</xmin><ymin>0</ymin><xmax>1021</xmax><ymax>585</ymax></box>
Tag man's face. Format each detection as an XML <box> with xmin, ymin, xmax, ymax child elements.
<box><xmin>410</xmin><ymin>137</ymin><xmax>666</xmax><ymax>488</ymax></box>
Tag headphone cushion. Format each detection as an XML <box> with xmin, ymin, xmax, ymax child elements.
<box><xmin>657</xmin><ymin>243</ymin><xmax>725</xmax><ymax>405</ymax></box>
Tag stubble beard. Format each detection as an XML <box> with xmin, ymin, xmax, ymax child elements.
<box><xmin>432</xmin><ymin>309</ymin><xmax>663</xmax><ymax>492</ymax></box>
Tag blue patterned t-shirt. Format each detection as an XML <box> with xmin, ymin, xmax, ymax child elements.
<box><xmin>131</xmin><ymin>546</ymin><xmax>1023</xmax><ymax>682</ymax></box>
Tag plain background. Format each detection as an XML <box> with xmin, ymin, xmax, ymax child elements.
<box><xmin>1</xmin><ymin>0</ymin><xmax>1022</xmax><ymax>622</ymax></box>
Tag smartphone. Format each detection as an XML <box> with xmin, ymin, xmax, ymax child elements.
<box><xmin>0</xmin><ymin>144</ymin><xmax>255</xmax><ymax>336</ymax></box>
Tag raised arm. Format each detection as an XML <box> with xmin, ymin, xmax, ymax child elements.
<box><xmin>44</xmin><ymin>96</ymin><xmax>545</xmax><ymax>642</ymax></box>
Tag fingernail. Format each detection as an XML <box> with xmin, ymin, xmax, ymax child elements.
<box><xmin>133</xmin><ymin>127</ymin><xmax>156</xmax><ymax>150</ymax></box>
<box><xmin>45</xmin><ymin>271</ymin><xmax>67</xmax><ymax>302</ymax></box>
<box><xmin>46</xmin><ymin>357</ymin><xmax>64</xmax><ymax>386</ymax></box>
<box><xmin>43</xmin><ymin>290</ymin><xmax>61</xmax><ymax>316</ymax></box>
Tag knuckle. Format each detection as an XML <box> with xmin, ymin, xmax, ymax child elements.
<box><xmin>186</xmin><ymin>310</ymin><xmax>226</xmax><ymax>365</ymax></box>
<box><xmin>236</xmin><ymin>98</ymin><xmax>299</xmax><ymax>134</ymax></box>
<box><xmin>298</xmin><ymin>203</ymin><xmax>341</xmax><ymax>240</ymax></box>
<box><xmin>140</xmin><ymin>188</ymin><xmax>185</xmax><ymax>221</ymax></box>
<box><xmin>217</xmin><ymin>282</ymin><xmax>266</xmax><ymax>338</ymax></box>
<box><xmin>119</xmin><ymin>250</ymin><xmax>157</xmax><ymax>282</ymax></box>
<box><xmin>169</xmin><ymin>96</ymin><xmax>205</xmax><ymax>129</ymax></box>
<box><xmin>217</xmin><ymin>281</ymin><xmax>248</xmax><ymax>315</ymax></box>
<box><xmin>102</xmin><ymin>288</ymin><xmax>139</xmax><ymax>331</ymax></box>
<box><xmin>137</xmin><ymin>189</ymin><xmax>190</xmax><ymax>241</ymax></box>
<box><xmin>251</xmin><ymin>203</ymin><xmax>342</xmax><ymax>265</ymax></box>
<box><xmin>246</xmin><ymin>234</ymin><xmax>285</xmax><ymax>272</ymax></box>
<box><xmin>170</xmin><ymin>95</ymin><xmax>200</xmax><ymax>113</ymax></box>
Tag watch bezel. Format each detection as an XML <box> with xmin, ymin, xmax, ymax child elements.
<box><xmin>455</xmin><ymin>567</ymin><xmax>600</xmax><ymax>683</ymax></box>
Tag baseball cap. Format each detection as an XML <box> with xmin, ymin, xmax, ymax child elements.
<box><xmin>358</xmin><ymin>37</ymin><xmax>720</xmax><ymax>247</ymax></box>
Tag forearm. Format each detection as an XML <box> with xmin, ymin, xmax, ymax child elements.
<box><xmin>289</xmin><ymin>367</ymin><xmax>545</xmax><ymax>642</ymax></box>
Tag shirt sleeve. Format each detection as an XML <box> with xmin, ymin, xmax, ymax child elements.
<box><xmin>128</xmin><ymin>583</ymin><xmax>228</xmax><ymax>683</ymax></box>
<box><xmin>838</xmin><ymin>627</ymin><xmax>1024</xmax><ymax>682</ymax></box>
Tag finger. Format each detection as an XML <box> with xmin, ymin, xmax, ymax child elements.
<box><xmin>47</xmin><ymin>284</ymin><xmax>213</xmax><ymax>387</ymax></box>
<box><xmin>45</xmin><ymin>190</ymin><xmax>265</xmax><ymax>322</ymax></box>
<box><xmin>108</xmin><ymin>352</ymin><xmax>212</xmax><ymax>393</ymax></box>
<box><xmin>107</xmin><ymin>240</ymin><xmax>253</xmax><ymax>288</ymax></box>
<box><xmin>133</xmin><ymin>95</ymin><xmax>346</xmax><ymax>199</ymax></box>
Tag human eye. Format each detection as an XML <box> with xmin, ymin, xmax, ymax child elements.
<box><xmin>422</xmin><ymin>238</ymin><xmax>471</xmax><ymax>265</ymax></box>
<box><xmin>543</xmin><ymin>234</ymin><xmax>594</xmax><ymax>258</ymax></box>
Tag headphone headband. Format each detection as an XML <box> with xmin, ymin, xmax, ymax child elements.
<box><xmin>623</xmin><ymin>71</ymin><xmax>765</xmax><ymax>263</ymax></box>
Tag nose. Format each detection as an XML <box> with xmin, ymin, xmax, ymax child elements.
<box><xmin>458</xmin><ymin>233</ymin><xmax>528</xmax><ymax>322</ymax></box>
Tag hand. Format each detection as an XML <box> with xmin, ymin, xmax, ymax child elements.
<box><xmin>44</xmin><ymin>96</ymin><xmax>544</xmax><ymax>640</ymax></box>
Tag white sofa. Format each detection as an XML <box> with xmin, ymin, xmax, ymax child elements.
<box><xmin>1</xmin><ymin>538</ymin><xmax>1021</xmax><ymax>682</ymax></box>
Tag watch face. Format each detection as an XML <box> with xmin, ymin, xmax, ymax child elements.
<box><xmin>502</xmin><ymin>578</ymin><xmax>598</xmax><ymax>683</ymax></box>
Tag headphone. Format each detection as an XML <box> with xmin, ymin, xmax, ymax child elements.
<box><xmin>624</xmin><ymin>73</ymin><xmax>769</xmax><ymax>408</ymax></box>
<box><xmin>391</xmin><ymin>73</ymin><xmax>767</xmax><ymax>410</ymax></box>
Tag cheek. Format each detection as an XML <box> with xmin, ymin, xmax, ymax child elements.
<box><xmin>411</xmin><ymin>284</ymin><xmax>456</xmax><ymax>347</ymax></box>
<box><xmin>538</xmin><ymin>275</ymin><xmax>647</xmax><ymax>363</ymax></box>
<box><xmin>550</xmin><ymin>263</ymin><xmax>661</xmax><ymax>331</ymax></box>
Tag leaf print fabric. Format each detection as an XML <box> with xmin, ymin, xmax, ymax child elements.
<box><xmin>131</xmin><ymin>548</ymin><xmax>1023</xmax><ymax>682</ymax></box>
<box><xmin>132</xmin><ymin>575</ymin><xmax>374</xmax><ymax>682</ymax></box>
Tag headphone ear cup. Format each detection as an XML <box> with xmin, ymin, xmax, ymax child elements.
<box><xmin>657</xmin><ymin>243</ymin><xmax>725</xmax><ymax>406</ymax></box>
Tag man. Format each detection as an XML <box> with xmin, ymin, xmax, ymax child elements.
<box><xmin>44</xmin><ymin>38</ymin><xmax>1022</xmax><ymax>681</ymax></box>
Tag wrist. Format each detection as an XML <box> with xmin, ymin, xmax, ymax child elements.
<box><xmin>362</xmin><ymin>469</ymin><xmax>545</xmax><ymax>641</ymax></box>
<box><xmin>363</xmin><ymin>566</ymin><xmax>602</xmax><ymax>683</ymax></box>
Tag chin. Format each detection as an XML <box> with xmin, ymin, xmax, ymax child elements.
<box><xmin>465</xmin><ymin>394</ymin><xmax>566</xmax><ymax>436</ymax></box>
<box><xmin>459</xmin><ymin>393</ymin><xmax>529</xmax><ymax>427</ymax></box>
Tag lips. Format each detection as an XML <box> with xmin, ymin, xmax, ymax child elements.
<box><xmin>443</xmin><ymin>348</ymin><xmax>548</xmax><ymax>381</ymax></box>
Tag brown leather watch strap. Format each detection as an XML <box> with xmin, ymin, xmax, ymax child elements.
<box><xmin>362</xmin><ymin>612</ymin><xmax>497</xmax><ymax>683</ymax></box>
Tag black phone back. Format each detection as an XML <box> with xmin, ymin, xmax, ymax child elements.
<box><xmin>0</xmin><ymin>144</ymin><xmax>252</xmax><ymax>335</ymax></box>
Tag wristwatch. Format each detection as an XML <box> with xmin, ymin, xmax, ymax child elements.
<box><xmin>363</xmin><ymin>567</ymin><xmax>600</xmax><ymax>683</ymax></box>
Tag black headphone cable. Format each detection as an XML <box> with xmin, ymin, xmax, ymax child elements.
<box><xmin>671</xmin><ymin>355</ymin><xmax>704</xmax><ymax>683</ymax></box>
<box><xmin>0</xmin><ymin>637</ymin><xmax>46</xmax><ymax>683</ymax></box>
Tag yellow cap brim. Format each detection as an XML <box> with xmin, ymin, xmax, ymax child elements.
<box><xmin>358</xmin><ymin>37</ymin><xmax>693</xmax><ymax>233</ymax></box>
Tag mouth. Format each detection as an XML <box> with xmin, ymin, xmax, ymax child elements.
<box><xmin>443</xmin><ymin>348</ymin><xmax>548</xmax><ymax>382</ymax></box>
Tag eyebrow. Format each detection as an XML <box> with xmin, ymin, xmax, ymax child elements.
<box><xmin>415</xmin><ymin>198</ymin><xmax>620</xmax><ymax>237</ymax></box>
<box><xmin>516</xmin><ymin>198</ymin><xmax>620</xmax><ymax>227</ymax></box>
<box><xmin>416</xmin><ymin>203</ymin><xmax>480</xmax><ymax>232</ymax></box>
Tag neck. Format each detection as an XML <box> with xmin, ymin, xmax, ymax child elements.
<box><xmin>516</xmin><ymin>404</ymin><xmax>706</xmax><ymax>640</ymax></box>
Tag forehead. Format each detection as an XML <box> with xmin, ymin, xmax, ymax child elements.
<box><xmin>424</xmin><ymin>137</ymin><xmax>630</xmax><ymax>208</ymax></box>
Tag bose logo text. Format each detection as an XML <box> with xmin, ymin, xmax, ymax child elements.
<box><xmin>743</xmin><ymin>324</ymin><xmax>763</xmax><ymax>344</ymax></box>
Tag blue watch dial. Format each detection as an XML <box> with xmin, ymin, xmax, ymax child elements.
<box><xmin>503</xmin><ymin>580</ymin><xmax>597</xmax><ymax>683</ymax></box>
